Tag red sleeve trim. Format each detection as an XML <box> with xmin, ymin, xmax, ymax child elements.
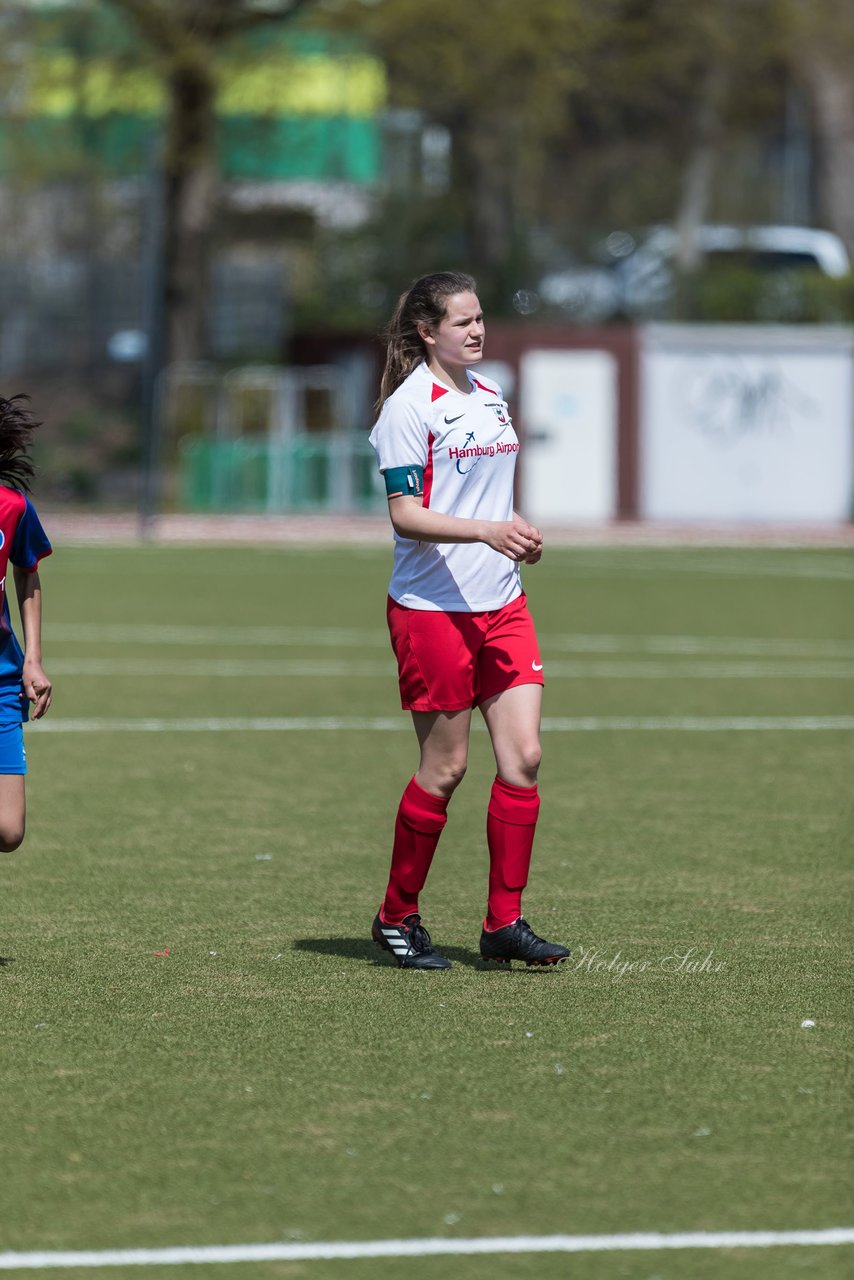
<box><xmin>472</xmin><ymin>376</ymin><xmax>497</xmax><ymax>393</ymax></box>
<box><xmin>422</xmin><ymin>432</ymin><xmax>436</xmax><ymax>508</ymax></box>
<box><xmin>20</xmin><ymin>547</ymin><xmax>53</xmax><ymax>575</ymax></box>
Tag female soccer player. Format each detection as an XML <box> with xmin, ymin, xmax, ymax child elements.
<box><xmin>0</xmin><ymin>395</ymin><xmax>53</xmax><ymax>853</ymax></box>
<box><xmin>369</xmin><ymin>271</ymin><xmax>569</xmax><ymax>970</ymax></box>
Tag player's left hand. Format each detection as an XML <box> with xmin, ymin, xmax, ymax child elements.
<box><xmin>522</xmin><ymin>523</ymin><xmax>543</xmax><ymax>564</ymax></box>
<box><xmin>23</xmin><ymin>661</ymin><xmax>52</xmax><ymax>719</ymax></box>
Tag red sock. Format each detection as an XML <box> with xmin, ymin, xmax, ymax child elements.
<box><xmin>380</xmin><ymin>777</ymin><xmax>449</xmax><ymax>924</ymax></box>
<box><xmin>485</xmin><ymin>776</ymin><xmax>540</xmax><ymax>931</ymax></box>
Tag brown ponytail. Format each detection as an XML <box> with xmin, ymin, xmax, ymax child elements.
<box><xmin>375</xmin><ymin>271</ymin><xmax>477</xmax><ymax>413</ymax></box>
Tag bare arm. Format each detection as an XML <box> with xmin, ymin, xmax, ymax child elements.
<box><xmin>13</xmin><ymin>567</ymin><xmax>52</xmax><ymax>719</ymax></box>
<box><xmin>389</xmin><ymin>495</ymin><xmax>542</xmax><ymax>562</ymax></box>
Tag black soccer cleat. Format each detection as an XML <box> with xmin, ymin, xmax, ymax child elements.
<box><xmin>480</xmin><ymin>917</ymin><xmax>570</xmax><ymax>967</ymax></box>
<box><xmin>371</xmin><ymin>913</ymin><xmax>452</xmax><ymax>970</ymax></box>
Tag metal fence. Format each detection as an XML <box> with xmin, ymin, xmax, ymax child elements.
<box><xmin>181</xmin><ymin>436</ymin><xmax>382</xmax><ymax>513</ymax></box>
<box><xmin>0</xmin><ymin>257</ymin><xmax>287</xmax><ymax>376</ymax></box>
<box><xmin>164</xmin><ymin>359</ymin><xmax>382</xmax><ymax>514</ymax></box>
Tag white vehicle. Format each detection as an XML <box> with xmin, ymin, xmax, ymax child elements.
<box><xmin>539</xmin><ymin>225</ymin><xmax>850</xmax><ymax>320</ymax></box>
<box><xmin>618</xmin><ymin>224</ymin><xmax>851</xmax><ymax>316</ymax></box>
<box><xmin>536</xmin><ymin>263</ymin><xmax>622</xmax><ymax>322</ymax></box>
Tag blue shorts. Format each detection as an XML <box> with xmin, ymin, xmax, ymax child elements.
<box><xmin>0</xmin><ymin>723</ymin><xmax>26</xmax><ymax>774</ymax></box>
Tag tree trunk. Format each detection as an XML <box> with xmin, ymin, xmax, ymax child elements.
<box><xmin>463</xmin><ymin>121</ymin><xmax>518</xmax><ymax>302</ymax></box>
<box><xmin>674</xmin><ymin>62</ymin><xmax>728</xmax><ymax>272</ymax></box>
<box><xmin>162</xmin><ymin>61</ymin><xmax>219</xmax><ymax>365</ymax></box>
<box><xmin>802</xmin><ymin>54</ymin><xmax>854</xmax><ymax>258</ymax></box>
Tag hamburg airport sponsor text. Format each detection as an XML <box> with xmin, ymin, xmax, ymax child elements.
<box><xmin>447</xmin><ymin>441</ymin><xmax>520</xmax><ymax>459</ymax></box>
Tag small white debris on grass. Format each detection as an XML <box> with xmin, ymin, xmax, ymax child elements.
<box><xmin>420</xmin><ymin>1092</ymin><xmax>431</xmax><ymax>1100</ymax></box>
<box><xmin>208</xmin><ymin>950</ymin><xmax>217</xmax><ymax>956</ymax></box>
<box><xmin>255</xmin><ymin>853</ymin><xmax>273</xmax><ymax>861</ymax></box>
<box><xmin>692</xmin><ymin>1127</ymin><xmax>711</xmax><ymax>1137</ymax></box>
<box><xmin>525</xmin><ymin>1030</ymin><xmax>534</xmax><ymax>1038</ymax></box>
<box><xmin>554</xmin><ymin>1062</ymin><xmax>566</xmax><ymax>1075</ymax></box>
<box><xmin>801</xmin><ymin>1018</ymin><xmax>816</xmax><ymax>1029</ymax></box>
<box><xmin>492</xmin><ymin>1183</ymin><xmax>504</xmax><ymax>1195</ymax></box>
<box><xmin>443</xmin><ymin>1213</ymin><xmax>461</xmax><ymax>1226</ymax></box>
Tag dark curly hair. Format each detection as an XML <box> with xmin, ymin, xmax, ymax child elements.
<box><xmin>0</xmin><ymin>394</ymin><xmax>38</xmax><ymax>493</ymax></box>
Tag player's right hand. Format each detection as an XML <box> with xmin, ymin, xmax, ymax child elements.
<box><xmin>23</xmin><ymin>659</ymin><xmax>52</xmax><ymax>719</ymax></box>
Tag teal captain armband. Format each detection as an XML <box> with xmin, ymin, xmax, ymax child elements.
<box><xmin>383</xmin><ymin>465</ymin><xmax>424</xmax><ymax>498</ymax></box>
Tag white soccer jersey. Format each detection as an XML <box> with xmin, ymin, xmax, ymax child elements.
<box><xmin>369</xmin><ymin>361</ymin><xmax>523</xmax><ymax>611</ymax></box>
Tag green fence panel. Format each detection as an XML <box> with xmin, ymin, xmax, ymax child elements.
<box><xmin>181</xmin><ymin>436</ymin><xmax>383</xmax><ymax>513</ymax></box>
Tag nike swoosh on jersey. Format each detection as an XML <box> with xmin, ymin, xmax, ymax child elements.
<box><xmin>532</xmin><ymin>661</ymin><xmax>544</xmax><ymax>671</ymax></box>
<box><xmin>444</xmin><ymin>413</ymin><xmax>465</xmax><ymax>424</ymax></box>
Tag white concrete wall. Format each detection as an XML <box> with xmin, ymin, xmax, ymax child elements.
<box><xmin>518</xmin><ymin>348</ymin><xmax>618</xmax><ymax>522</ymax></box>
<box><xmin>640</xmin><ymin>325</ymin><xmax>854</xmax><ymax>522</ymax></box>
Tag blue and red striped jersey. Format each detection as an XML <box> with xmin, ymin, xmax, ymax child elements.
<box><xmin>0</xmin><ymin>489</ymin><xmax>52</xmax><ymax>721</ymax></box>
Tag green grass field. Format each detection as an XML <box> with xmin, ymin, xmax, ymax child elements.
<box><xmin>1</xmin><ymin>541</ymin><xmax>852</xmax><ymax>1280</ymax></box>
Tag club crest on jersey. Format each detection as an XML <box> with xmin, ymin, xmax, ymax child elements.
<box><xmin>485</xmin><ymin>401</ymin><xmax>509</xmax><ymax>425</ymax></box>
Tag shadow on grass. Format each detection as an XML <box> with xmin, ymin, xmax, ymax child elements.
<box><xmin>293</xmin><ymin>937</ymin><xmax>380</xmax><ymax>964</ymax></box>
<box><xmin>292</xmin><ymin>937</ymin><xmax>558</xmax><ymax>973</ymax></box>
<box><xmin>0</xmin><ymin>956</ymin><xmax>14</xmax><ymax>966</ymax></box>
<box><xmin>293</xmin><ymin>936</ymin><xmax>483</xmax><ymax>968</ymax></box>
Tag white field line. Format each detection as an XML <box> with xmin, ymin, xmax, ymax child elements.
<box><xmin>672</xmin><ymin>556</ymin><xmax>854</xmax><ymax>582</ymax></box>
<box><xmin>49</xmin><ymin>658</ymin><xmax>394</xmax><ymax>678</ymax></box>
<box><xmin>0</xmin><ymin>1228</ymin><xmax>852</xmax><ymax>1269</ymax></box>
<box><xmin>48</xmin><ymin>623</ymin><xmax>854</xmax><ymax>659</ymax></box>
<box><xmin>544</xmin><ymin>635</ymin><xmax>854</xmax><ymax>658</ymax></box>
<box><xmin>49</xmin><ymin>623</ymin><xmax>391</xmax><ymax>648</ymax></box>
<box><xmin>30</xmin><ymin>715</ymin><xmax>854</xmax><ymax>734</ymax></box>
<box><xmin>57</xmin><ymin>534</ymin><xmax>854</xmax><ymax>575</ymax></box>
<box><xmin>559</xmin><ymin>554</ymin><xmax>854</xmax><ymax>582</ymax></box>
<box><xmin>46</xmin><ymin>657</ymin><xmax>854</xmax><ymax>680</ymax></box>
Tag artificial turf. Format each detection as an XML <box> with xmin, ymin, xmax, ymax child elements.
<box><xmin>0</xmin><ymin>542</ymin><xmax>851</xmax><ymax>1279</ymax></box>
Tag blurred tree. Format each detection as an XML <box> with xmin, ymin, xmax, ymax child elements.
<box><xmin>0</xmin><ymin>3</ymin><xmax>147</xmax><ymax>378</ymax></box>
<box><xmin>789</xmin><ymin>0</ymin><xmax>854</xmax><ymax>256</ymax></box>
<box><xmin>322</xmin><ymin>0</ymin><xmax>821</xmax><ymax>308</ymax></box>
<box><xmin>320</xmin><ymin>0</ymin><xmax>611</xmax><ymax>306</ymax></box>
<box><xmin>573</xmin><ymin>1</ymin><xmax>792</xmax><ymax>251</ymax></box>
<box><xmin>105</xmin><ymin>0</ymin><xmax>315</xmax><ymax>364</ymax></box>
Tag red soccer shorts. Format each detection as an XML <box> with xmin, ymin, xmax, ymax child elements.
<box><xmin>387</xmin><ymin>592</ymin><xmax>544</xmax><ymax>712</ymax></box>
